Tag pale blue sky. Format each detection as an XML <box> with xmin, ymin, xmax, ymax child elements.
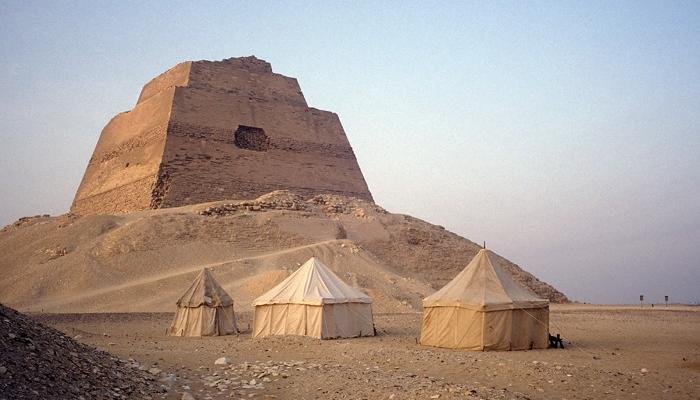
<box><xmin>1</xmin><ymin>1</ymin><xmax>698</xmax><ymax>303</ymax></box>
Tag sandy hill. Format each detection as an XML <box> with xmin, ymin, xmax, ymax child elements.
<box><xmin>0</xmin><ymin>191</ymin><xmax>566</xmax><ymax>314</ymax></box>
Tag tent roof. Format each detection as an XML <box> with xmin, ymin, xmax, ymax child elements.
<box><xmin>252</xmin><ymin>257</ymin><xmax>372</xmax><ymax>306</ymax></box>
<box><xmin>176</xmin><ymin>268</ymin><xmax>233</xmax><ymax>307</ymax></box>
<box><xmin>423</xmin><ymin>249</ymin><xmax>548</xmax><ymax>311</ymax></box>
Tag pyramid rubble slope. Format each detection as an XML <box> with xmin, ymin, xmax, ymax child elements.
<box><xmin>0</xmin><ymin>191</ymin><xmax>567</xmax><ymax>314</ymax></box>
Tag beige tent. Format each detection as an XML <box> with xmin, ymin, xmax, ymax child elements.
<box><xmin>420</xmin><ymin>249</ymin><xmax>549</xmax><ymax>350</ymax></box>
<box><xmin>167</xmin><ymin>268</ymin><xmax>237</xmax><ymax>337</ymax></box>
<box><xmin>252</xmin><ymin>257</ymin><xmax>375</xmax><ymax>339</ymax></box>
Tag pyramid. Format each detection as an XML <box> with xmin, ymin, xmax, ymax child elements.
<box><xmin>72</xmin><ymin>56</ymin><xmax>373</xmax><ymax>215</ymax></box>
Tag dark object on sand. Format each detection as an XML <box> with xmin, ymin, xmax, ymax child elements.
<box><xmin>549</xmin><ymin>333</ymin><xmax>565</xmax><ymax>348</ymax></box>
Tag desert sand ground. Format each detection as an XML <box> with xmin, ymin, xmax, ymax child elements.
<box><xmin>34</xmin><ymin>304</ymin><xmax>698</xmax><ymax>400</ymax></box>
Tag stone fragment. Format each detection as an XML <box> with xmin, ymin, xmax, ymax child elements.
<box><xmin>215</xmin><ymin>357</ymin><xmax>231</xmax><ymax>365</ymax></box>
<box><xmin>181</xmin><ymin>392</ymin><xmax>195</xmax><ymax>400</ymax></box>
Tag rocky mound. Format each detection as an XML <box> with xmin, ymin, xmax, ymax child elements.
<box><xmin>0</xmin><ymin>191</ymin><xmax>566</xmax><ymax>314</ymax></box>
<box><xmin>0</xmin><ymin>303</ymin><xmax>164</xmax><ymax>399</ymax></box>
<box><xmin>200</xmin><ymin>190</ymin><xmax>311</xmax><ymax>215</ymax></box>
<box><xmin>199</xmin><ymin>191</ymin><xmax>566</xmax><ymax>302</ymax></box>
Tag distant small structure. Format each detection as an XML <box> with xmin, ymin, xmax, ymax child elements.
<box><xmin>640</xmin><ymin>294</ymin><xmax>644</xmax><ymax>309</ymax></box>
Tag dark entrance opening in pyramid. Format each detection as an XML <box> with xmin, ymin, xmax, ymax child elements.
<box><xmin>234</xmin><ymin>125</ymin><xmax>269</xmax><ymax>151</ymax></box>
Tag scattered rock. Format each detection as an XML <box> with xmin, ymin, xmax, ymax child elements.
<box><xmin>160</xmin><ymin>374</ymin><xmax>178</xmax><ymax>384</ymax></box>
<box><xmin>200</xmin><ymin>191</ymin><xmax>309</xmax><ymax>216</ymax></box>
<box><xmin>181</xmin><ymin>392</ymin><xmax>195</xmax><ymax>400</ymax></box>
<box><xmin>44</xmin><ymin>246</ymin><xmax>69</xmax><ymax>261</ymax></box>
<box><xmin>214</xmin><ymin>357</ymin><xmax>231</xmax><ymax>365</ymax></box>
<box><xmin>0</xmin><ymin>303</ymin><xmax>164</xmax><ymax>399</ymax></box>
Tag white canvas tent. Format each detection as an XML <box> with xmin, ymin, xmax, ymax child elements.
<box><xmin>167</xmin><ymin>268</ymin><xmax>237</xmax><ymax>337</ymax></box>
<box><xmin>252</xmin><ymin>257</ymin><xmax>375</xmax><ymax>339</ymax></box>
<box><xmin>420</xmin><ymin>249</ymin><xmax>549</xmax><ymax>350</ymax></box>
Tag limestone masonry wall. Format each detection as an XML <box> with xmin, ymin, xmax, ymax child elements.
<box><xmin>137</xmin><ymin>62</ymin><xmax>191</xmax><ymax>104</ymax></box>
<box><xmin>71</xmin><ymin>175</ymin><xmax>157</xmax><ymax>215</ymax></box>
<box><xmin>72</xmin><ymin>56</ymin><xmax>373</xmax><ymax>214</ymax></box>
<box><xmin>71</xmin><ymin>87</ymin><xmax>175</xmax><ymax>214</ymax></box>
<box><xmin>187</xmin><ymin>59</ymin><xmax>307</xmax><ymax>107</ymax></box>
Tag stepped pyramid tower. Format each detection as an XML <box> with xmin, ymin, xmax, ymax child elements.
<box><xmin>71</xmin><ymin>56</ymin><xmax>373</xmax><ymax>215</ymax></box>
